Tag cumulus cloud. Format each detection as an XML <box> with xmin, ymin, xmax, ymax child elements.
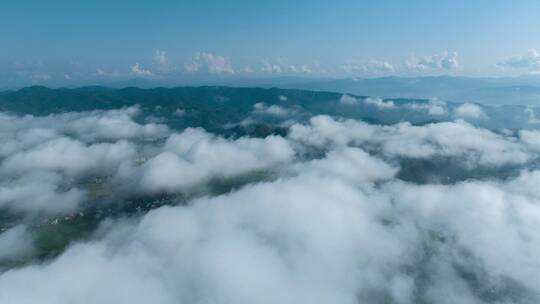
<box><xmin>2</xmin><ymin>103</ymin><xmax>540</xmax><ymax>303</ymax></box>
<box><xmin>289</xmin><ymin>115</ymin><xmax>529</xmax><ymax>166</ymax></box>
<box><xmin>498</xmin><ymin>49</ymin><xmax>540</xmax><ymax>70</ymax></box>
<box><xmin>185</xmin><ymin>52</ymin><xmax>235</xmax><ymax>74</ymax></box>
<box><xmin>453</xmin><ymin>103</ymin><xmax>487</xmax><ymax>120</ymax></box>
<box><xmin>0</xmin><ymin>134</ymin><xmax>134</xmax><ymax>214</ymax></box>
<box><xmin>261</xmin><ymin>59</ymin><xmax>283</xmax><ymax>74</ymax></box>
<box><xmin>96</xmin><ymin>68</ymin><xmax>122</xmax><ymax>78</ymax></box>
<box><xmin>253</xmin><ymin>103</ymin><xmax>290</xmax><ymax>116</ymax></box>
<box><xmin>0</xmin><ymin>171</ymin><xmax>85</xmax><ymax>214</ymax></box>
<box><xmin>0</xmin><ymin>138</ymin><xmax>136</xmax><ymax>177</ymax></box>
<box><xmin>0</xmin><ymin>107</ymin><xmax>169</xmax><ymax>214</ymax></box>
<box><xmin>115</xmin><ymin>128</ymin><xmax>295</xmax><ymax>194</ymax></box>
<box><xmin>340</xmin><ymin>52</ymin><xmax>458</xmax><ymax>76</ymax></box>
<box><xmin>364</xmin><ymin>97</ymin><xmax>396</xmax><ymax>109</ymax></box>
<box><xmin>337</xmin><ymin>51</ymin><xmax>461</xmax><ymax>76</ymax></box>
<box><xmin>0</xmin><ymin>106</ymin><xmax>296</xmax><ymax>214</ymax></box>
<box><xmin>406</xmin><ymin>51</ymin><xmax>459</xmax><ymax>71</ymax></box>
<box><xmin>57</xmin><ymin>107</ymin><xmax>169</xmax><ymax>141</ymax></box>
<box><xmin>0</xmin><ymin>145</ymin><xmax>415</xmax><ymax>303</ymax></box>
<box><xmin>405</xmin><ymin>99</ymin><xmax>447</xmax><ymax>116</ymax></box>
<box><xmin>2</xmin><ymin>137</ymin><xmax>540</xmax><ymax>303</ymax></box>
<box><xmin>130</xmin><ymin>63</ymin><xmax>152</xmax><ymax>76</ymax></box>
<box><xmin>340</xmin><ymin>59</ymin><xmax>395</xmax><ymax>74</ymax></box>
<box><xmin>0</xmin><ymin>106</ymin><xmax>169</xmax><ymax>146</ymax></box>
<box><xmin>173</xmin><ymin>108</ymin><xmax>185</xmax><ymax>117</ymax></box>
<box><xmin>385</xmin><ymin>174</ymin><xmax>540</xmax><ymax>297</ymax></box>
<box><xmin>339</xmin><ymin>94</ymin><xmax>359</xmax><ymax>105</ymax></box>
<box><xmin>260</xmin><ymin>59</ymin><xmax>313</xmax><ymax>74</ymax></box>
<box><xmin>519</xmin><ymin>129</ymin><xmax>540</xmax><ymax>152</ymax></box>
<box><xmin>293</xmin><ymin>147</ymin><xmax>398</xmax><ymax>183</ymax></box>
<box><xmin>342</xmin><ymin>94</ymin><xmax>400</xmax><ymax>110</ymax></box>
<box><xmin>296</xmin><ymin>64</ymin><xmax>312</xmax><ymax>73</ymax></box>
<box><xmin>0</xmin><ymin>225</ymin><xmax>34</xmax><ymax>262</ymax></box>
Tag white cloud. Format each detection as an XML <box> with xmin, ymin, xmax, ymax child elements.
<box><xmin>0</xmin><ymin>107</ymin><xmax>169</xmax><ymax>214</ymax></box>
<box><xmin>519</xmin><ymin>129</ymin><xmax>540</xmax><ymax>152</ymax></box>
<box><xmin>253</xmin><ymin>103</ymin><xmax>290</xmax><ymax>116</ymax></box>
<box><xmin>95</xmin><ymin>68</ymin><xmax>121</xmax><ymax>78</ymax></box>
<box><xmin>364</xmin><ymin>97</ymin><xmax>396</xmax><ymax>109</ymax></box>
<box><xmin>2</xmin><ymin>140</ymin><xmax>540</xmax><ymax>303</ymax></box>
<box><xmin>287</xmin><ymin>64</ymin><xmax>312</xmax><ymax>74</ymax></box>
<box><xmin>3</xmin><ymin>105</ymin><xmax>540</xmax><ymax>303</ymax></box>
<box><xmin>405</xmin><ymin>99</ymin><xmax>447</xmax><ymax>116</ymax></box>
<box><xmin>130</xmin><ymin>63</ymin><xmax>152</xmax><ymax>76</ymax></box>
<box><xmin>292</xmin><ymin>147</ymin><xmax>398</xmax><ymax>183</ymax></box>
<box><xmin>185</xmin><ymin>52</ymin><xmax>235</xmax><ymax>74</ymax></box>
<box><xmin>498</xmin><ymin>49</ymin><xmax>540</xmax><ymax>70</ymax></box>
<box><xmin>173</xmin><ymin>108</ymin><xmax>185</xmax><ymax>117</ymax></box>
<box><xmin>289</xmin><ymin>115</ymin><xmax>528</xmax><ymax>166</ymax></box>
<box><xmin>299</xmin><ymin>64</ymin><xmax>312</xmax><ymax>73</ymax></box>
<box><xmin>0</xmin><ymin>226</ymin><xmax>34</xmax><ymax>262</ymax></box>
<box><xmin>340</xmin><ymin>59</ymin><xmax>395</xmax><ymax>74</ymax></box>
<box><xmin>339</xmin><ymin>94</ymin><xmax>358</xmax><ymax>105</ymax></box>
<box><xmin>453</xmin><ymin>103</ymin><xmax>487</xmax><ymax>120</ymax></box>
<box><xmin>1</xmin><ymin>137</ymin><xmax>136</xmax><ymax>177</ymax></box>
<box><xmin>0</xmin><ymin>106</ymin><xmax>169</xmax><ymax>145</ymax></box>
<box><xmin>340</xmin><ymin>52</ymin><xmax>458</xmax><ymax>75</ymax></box>
<box><xmin>58</xmin><ymin>107</ymin><xmax>169</xmax><ymax>141</ymax></box>
<box><xmin>406</xmin><ymin>51</ymin><xmax>459</xmax><ymax>71</ymax></box>
<box><xmin>260</xmin><ymin>59</ymin><xmax>313</xmax><ymax>74</ymax></box>
<box><xmin>0</xmin><ymin>147</ymin><xmax>412</xmax><ymax>304</ymax></box>
<box><xmin>29</xmin><ymin>73</ymin><xmax>51</xmax><ymax>83</ymax></box>
<box><xmin>0</xmin><ymin>106</ymin><xmax>288</xmax><ymax>214</ymax></box>
<box><xmin>129</xmin><ymin>128</ymin><xmax>294</xmax><ymax>193</ymax></box>
<box><xmin>0</xmin><ymin>171</ymin><xmax>85</xmax><ymax>214</ymax></box>
<box><xmin>525</xmin><ymin>106</ymin><xmax>540</xmax><ymax>124</ymax></box>
<box><xmin>154</xmin><ymin>49</ymin><xmax>167</xmax><ymax>67</ymax></box>
<box><xmin>261</xmin><ymin>59</ymin><xmax>283</xmax><ymax>74</ymax></box>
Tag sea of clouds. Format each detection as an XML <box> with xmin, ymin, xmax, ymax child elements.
<box><xmin>1</xmin><ymin>100</ymin><xmax>540</xmax><ymax>303</ymax></box>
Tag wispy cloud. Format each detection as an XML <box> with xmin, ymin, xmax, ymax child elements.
<box><xmin>260</xmin><ymin>58</ymin><xmax>314</xmax><ymax>74</ymax></box>
<box><xmin>339</xmin><ymin>51</ymin><xmax>459</xmax><ymax>76</ymax></box>
<box><xmin>154</xmin><ymin>49</ymin><xmax>168</xmax><ymax>67</ymax></box>
<box><xmin>340</xmin><ymin>59</ymin><xmax>395</xmax><ymax>74</ymax></box>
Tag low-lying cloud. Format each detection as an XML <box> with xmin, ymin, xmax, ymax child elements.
<box><xmin>1</xmin><ymin>104</ymin><xmax>540</xmax><ymax>303</ymax></box>
<box><xmin>453</xmin><ymin>103</ymin><xmax>487</xmax><ymax>120</ymax></box>
<box><xmin>289</xmin><ymin>115</ymin><xmax>530</xmax><ymax>166</ymax></box>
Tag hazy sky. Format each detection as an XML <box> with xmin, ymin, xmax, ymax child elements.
<box><xmin>2</xmin><ymin>0</ymin><xmax>540</xmax><ymax>85</ymax></box>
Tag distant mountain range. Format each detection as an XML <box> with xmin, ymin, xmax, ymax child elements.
<box><xmin>0</xmin><ymin>86</ymin><xmax>350</xmax><ymax>136</ymax></box>
<box><xmin>4</xmin><ymin>75</ymin><xmax>540</xmax><ymax>105</ymax></box>
<box><xmin>279</xmin><ymin>75</ymin><xmax>540</xmax><ymax>105</ymax></box>
<box><xmin>1</xmin><ymin>85</ymin><xmax>538</xmax><ymax>132</ymax></box>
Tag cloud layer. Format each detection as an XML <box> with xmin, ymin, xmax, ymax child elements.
<box><xmin>1</xmin><ymin>103</ymin><xmax>540</xmax><ymax>303</ymax></box>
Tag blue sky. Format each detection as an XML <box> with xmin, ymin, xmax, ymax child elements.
<box><xmin>2</xmin><ymin>0</ymin><xmax>540</xmax><ymax>86</ymax></box>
